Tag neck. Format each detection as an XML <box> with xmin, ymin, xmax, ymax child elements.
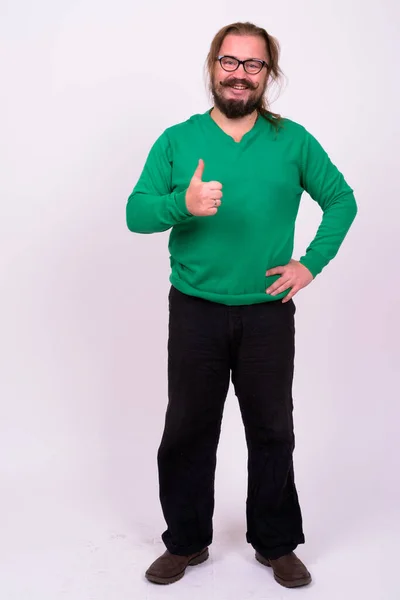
<box><xmin>210</xmin><ymin>107</ymin><xmax>259</xmax><ymax>142</ymax></box>
<box><xmin>210</xmin><ymin>106</ymin><xmax>258</xmax><ymax>129</ymax></box>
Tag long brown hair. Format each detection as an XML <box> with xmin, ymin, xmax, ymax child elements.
<box><xmin>205</xmin><ymin>22</ymin><xmax>284</xmax><ymax>128</ymax></box>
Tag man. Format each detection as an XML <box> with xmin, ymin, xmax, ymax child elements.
<box><xmin>126</xmin><ymin>21</ymin><xmax>357</xmax><ymax>589</ymax></box>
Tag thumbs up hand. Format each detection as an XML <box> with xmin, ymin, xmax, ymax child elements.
<box><xmin>185</xmin><ymin>159</ymin><xmax>223</xmax><ymax>216</ymax></box>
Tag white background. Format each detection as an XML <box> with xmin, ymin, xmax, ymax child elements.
<box><xmin>1</xmin><ymin>0</ymin><xmax>399</xmax><ymax>598</ymax></box>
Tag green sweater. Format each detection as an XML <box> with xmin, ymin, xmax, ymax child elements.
<box><xmin>126</xmin><ymin>111</ymin><xmax>357</xmax><ymax>305</ymax></box>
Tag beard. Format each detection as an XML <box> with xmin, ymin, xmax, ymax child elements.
<box><xmin>211</xmin><ymin>76</ymin><xmax>265</xmax><ymax>119</ymax></box>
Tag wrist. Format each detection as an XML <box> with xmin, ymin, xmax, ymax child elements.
<box><xmin>185</xmin><ymin>189</ymin><xmax>193</xmax><ymax>215</ymax></box>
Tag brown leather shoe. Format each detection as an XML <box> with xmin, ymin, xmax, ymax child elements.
<box><xmin>255</xmin><ymin>551</ymin><xmax>312</xmax><ymax>588</ymax></box>
<box><xmin>145</xmin><ymin>548</ymin><xmax>209</xmax><ymax>584</ymax></box>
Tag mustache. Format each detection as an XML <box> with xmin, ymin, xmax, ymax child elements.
<box><xmin>220</xmin><ymin>78</ymin><xmax>258</xmax><ymax>90</ymax></box>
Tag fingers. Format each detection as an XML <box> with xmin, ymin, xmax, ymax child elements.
<box><xmin>266</xmin><ymin>278</ymin><xmax>291</xmax><ymax>296</ymax></box>
<box><xmin>203</xmin><ymin>189</ymin><xmax>222</xmax><ymax>213</ymax></box>
<box><xmin>209</xmin><ymin>190</ymin><xmax>223</xmax><ymax>200</ymax></box>
<box><xmin>188</xmin><ymin>160</ymin><xmax>223</xmax><ymax>216</ymax></box>
<box><xmin>266</xmin><ymin>266</ymin><xmax>285</xmax><ymax>277</ymax></box>
<box><xmin>266</xmin><ymin>260</ymin><xmax>314</xmax><ymax>300</ymax></box>
<box><xmin>205</xmin><ymin>197</ymin><xmax>221</xmax><ymax>213</ymax></box>
<box><xmin>282</xmin><ymin>287</ymin><xmax>299</xmax><ymax>303</ymax></box>
<box><xmin>207</xmin><ymin>181</ymin><xmax>223</xmax><ymax>191</ymax></box>
<box><xmin>192</xmin><ymin>159</ymin><xmax>205</xmax><ymax>181</ymax></box>
<box><xmin>191</xmin><ymin>160</ymin><xmax>223</xmax><ymax>191</ymax></box>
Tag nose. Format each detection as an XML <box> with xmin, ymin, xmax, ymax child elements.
<box><xmin>236</xmin><ymin>62</ymin><xmax>247</xmax><ymax>74</ymax></box>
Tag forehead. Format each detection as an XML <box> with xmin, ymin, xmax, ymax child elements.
<box><xmin>219</xmin><ymin>34</ymin><xmax>268</xmax><ymax>61</ymax></box>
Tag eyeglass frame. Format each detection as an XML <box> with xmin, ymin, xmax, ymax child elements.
<box><xmin>216</xmin><ymin>55</ymin><xmax>269</xmax><ymax>75</ymax></box>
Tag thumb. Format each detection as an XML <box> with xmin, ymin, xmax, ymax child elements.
<box><xmin>192</xmin><ymin>158</ymin><xmax>204</xmax><ymax>181</ymax></box>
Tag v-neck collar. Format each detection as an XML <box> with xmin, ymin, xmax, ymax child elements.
<box><xmin>205</xmin><ymin>109</ymin><xmax>262</xmax><ymax>146</ymax></box>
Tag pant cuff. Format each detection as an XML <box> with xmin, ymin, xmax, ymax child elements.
<box><xmin>248</xmin><ymin>535</ymin><xmax>305</xmax><ymax>560</ymax></box>
<box><xmin>162</xmin><ymin>531</ymin><xmax>212</xmax><ymax>556</ymax></box>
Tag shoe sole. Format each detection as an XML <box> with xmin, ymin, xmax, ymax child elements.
<box><xmin>255</xmin><ymin>552</ymin><xmax>312</xmax><ymax>588</ymax></box>
<box><xmin>146</xmin><ymin>548</ymin><xmax>209</xmax><ymax>585</ymax></box>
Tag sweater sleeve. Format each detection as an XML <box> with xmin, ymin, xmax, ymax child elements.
<box><xmin>298</xmin><ymin>128</ymin><xmax>358</xmax><ymax>277</ymax></box>
<box><xmin>126</xmin><ymin>131</ymin><xmax>194</xmax><ymax>233</ymax></box>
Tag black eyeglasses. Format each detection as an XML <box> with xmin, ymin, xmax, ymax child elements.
<box><xmin>217</xmin><ymin>55</ymin><xmax>268</xmax><ymax>75</ymax></box>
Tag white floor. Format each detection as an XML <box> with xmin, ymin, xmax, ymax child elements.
<box><xmin>3</xmin><ymin>345</ymin><xmax>398</xmax><ymax>600</ymax></box>
<box><xmin>2</xmin><ymin>450</ymin><xmax>398</xmax><ymax>600</ymax></box>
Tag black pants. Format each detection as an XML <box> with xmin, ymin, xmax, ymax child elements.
<box><xmin>157</xmin><ymin>286</ymin><xmax>305</xmax><ymax>560</ymax></box>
